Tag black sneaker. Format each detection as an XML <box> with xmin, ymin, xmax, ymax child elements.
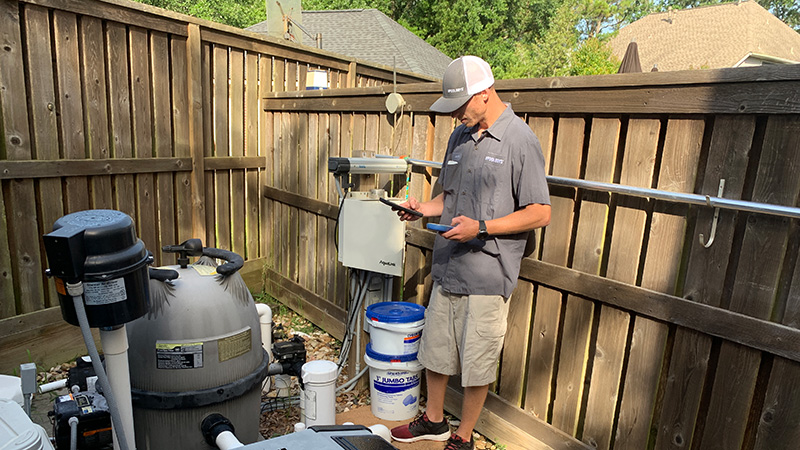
<box><xmin>390</xmin><ymin>412</ymin><xmax>451</xmax><ymax>443</ymax></box>
<box><xmin>444</xmin><ymin>433</ymin><xmax>474</xmax><ymax>450</ymax></box>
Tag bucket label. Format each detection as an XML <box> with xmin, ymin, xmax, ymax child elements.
<box><xmin>218</xmin><ymin>328</ymin><xmax>252</xmax><ymax>362</ymax></box>
<box><xmin>155</xmin><ymin>342</ymin><xmax>204</xmax><ymax>369</ymax></box>
<box><xmin>191</xmin><ymin>265</ymin><xmax>218</xmax><ymax>276</ymax></box>
<box><xmin>83</xmin><ymin>279</ymin><xmax>127</xmax><ymax>305</ymax></box>
<box><xmin>374</xmin><ymin>372</ymin><xmax>420</xmax><ymax>394</ymax></box>
<box><xmin>404</xmin><ymin>332</ymin><xmax>421</xmax><ymax>353</ymax></box>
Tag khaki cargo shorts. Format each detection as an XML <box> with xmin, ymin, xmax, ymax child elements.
<box><xmin>417</xmin><ymin>282</ymin><xmax>510</xmax><ymax>387</ymax></box>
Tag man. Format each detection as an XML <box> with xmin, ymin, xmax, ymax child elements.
<box><xmin>389</xmin><ymin>56</ymin><xmax>551</xmax><ymax>450</ymax></box>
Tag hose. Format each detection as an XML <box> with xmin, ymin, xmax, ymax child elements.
<box><xmin>69</xmin><ymin>417</ymin><xmax>79</xmax><ymax>450</ymax></box>
<box><xmin>336</xmin><ymin>366</ymin><xmax>368</xmax><ymax>393</ymax></box>
<box><xmin>68</xmin><ymin>283</ymin><xmax>132</xmax><ymax>450</ymax></box>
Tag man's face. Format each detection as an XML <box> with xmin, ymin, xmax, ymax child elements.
<box><xmin>450</xmin><ymin>92</ymin><xmax>487</xmax><ymax>128</ymax></box>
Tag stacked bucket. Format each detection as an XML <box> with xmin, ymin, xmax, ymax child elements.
<box><xmin>364</xmin><ymin>302</ymin><xmax>426</xmax><ymax>421</ymax></box>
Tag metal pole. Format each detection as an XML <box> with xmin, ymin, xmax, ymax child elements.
<box><xmin>404</xmin><ymin>157</ymin><xmax>800</xmax><ymax>220</ymax></box>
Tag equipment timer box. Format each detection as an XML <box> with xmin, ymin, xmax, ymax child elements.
<box><xmin>338</xmin><ymin>193</ymin><xmax>405</xmax><ymax>277</ymax></box>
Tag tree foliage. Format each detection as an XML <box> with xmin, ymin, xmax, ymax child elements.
<box><xmin>134</xmin><ymin>0</ymin><xmax>800</xmax><ymax>79</ymax></box>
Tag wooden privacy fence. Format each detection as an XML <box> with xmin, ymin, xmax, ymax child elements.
<box><xmin>0</xmin><ymin>0</ymin><xmax>430</xmax><ymax>370</ymax></box>
<box><xmin>261</xmin><ymin>65</ymin><xmax>800</xmax><ymax>450</ymax></box>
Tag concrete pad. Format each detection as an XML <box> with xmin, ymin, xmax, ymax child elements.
<box><xmin>337</xmin><ymin>405</ymin><xmax>447</xmax><ymax>450</ymax></box>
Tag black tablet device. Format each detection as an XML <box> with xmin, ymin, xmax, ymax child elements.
<box><xmin>379</xmin><ymin>197</ymin><xmax>423</xmax><ymax>217</ymax></box>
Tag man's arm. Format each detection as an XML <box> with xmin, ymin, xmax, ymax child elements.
<box><xmin>444</xmin><ymin>203</ymin><xmax>551</xmax><ymax>243</ymax></box>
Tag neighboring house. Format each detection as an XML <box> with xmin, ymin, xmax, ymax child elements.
<box><xmin>609</xmin><ymin>0</ymin><xmax>800</xmax><ymax>72</ymax></box>
<box><xmin>247</xmin><ymin>9</ymin><xmax>452</xmax><ymax>80</ymax></box>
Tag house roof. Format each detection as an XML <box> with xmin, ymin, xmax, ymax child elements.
<box><xmin>609</xmin><ymin>0</ymin><xmax>800</xmax><ymax>72</ymax></box>
<box><xmin>247</xmin><ymin>9</ymin><xmax>451</xmax><ymax>80</ymax></box>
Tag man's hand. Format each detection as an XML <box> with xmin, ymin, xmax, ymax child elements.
<box><xmin>440</xmin><ymin>216</ymin><xmax>479</xmax><ymax>242</ymax></box>
<box><xmin>396</xmin><ymin>197</ymin><xmax>423</xmax><ymax>221</ymax></box>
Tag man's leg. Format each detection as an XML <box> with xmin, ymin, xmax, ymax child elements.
<box><xmin>424</xmin><ymin>369</ymin><xmax>449</xmax><ymax>422</ymax></box>
<box><xmin>454</xmin><ymin>384</ymin><xmax>489</xmax><ymax>440</ymax></box>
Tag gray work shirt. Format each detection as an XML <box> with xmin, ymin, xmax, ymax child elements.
<box><xmin>431</xmin><ymin>106</ymin><xmax>550</xmax><ymax>297</ymax></box>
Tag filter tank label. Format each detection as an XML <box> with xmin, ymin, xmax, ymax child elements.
<box><xmin>218</xmin><ymin>328</ymin><xmax>252</xmax><ymax>362</ymax></box>
<box><xmin>155</xmin><ymin>342</ymin><xmax>204</xmax><ymax>369</ymax></box>
<box><xmin>83</xmin><ymin>279</ymin><xmax>127</xmax><ymax>305</ymax></box>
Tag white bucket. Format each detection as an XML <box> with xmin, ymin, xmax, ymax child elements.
<box><xmin>364</xmin><ymin>343</ymin><xmax>424</xmax><ymax>421</ymax></box>
<box><xmin>365</xmin><ymin>301</ymin><xmax>425</xmax><ymax>356</ymax></box>
<box><xmin>300</xmin><ymin>360</ymin><xmax>337</xmax><ymax>426</ymax></box>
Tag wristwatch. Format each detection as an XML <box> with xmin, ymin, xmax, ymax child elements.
<box><xmin>477</xmin><ymin>220</ymin><xmax>489</xmax><ymax>240</ymax></box>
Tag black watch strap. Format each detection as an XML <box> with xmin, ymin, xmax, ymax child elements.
<box><xmin>478</xmin><ymin>220</ymin><xmax>489</xmax><ymax>240</ymax></box>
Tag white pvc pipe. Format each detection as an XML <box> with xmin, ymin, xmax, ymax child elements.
<box><xmin>215</xmin><ymin>430</ymin><xmax>244</xmax><ymax>449</ymax></box>
<box><xmin>39</xmin><ymin>379</ymin><xmax>68</xmax><ymax>394</ymax></box>
<box><xmin>254</xmin><ymin>303</ymin><xmax>273</xmax><ymax>393</ymax></box>
<box><xmin>99</xmin><ymin>326</ymin><xmax>136</xmax><ymax>450</ymax></box>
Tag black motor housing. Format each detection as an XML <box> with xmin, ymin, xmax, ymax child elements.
<box><xmin>43</xmin><ymin>209</ymin><xmax>151</xmax><ymax>328</ymax></box>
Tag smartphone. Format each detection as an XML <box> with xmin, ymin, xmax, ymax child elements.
<box><xmin>379</xmin><ymin>197</ymin><xmax>423</xmax><ymax>217</ymax></box>
<box><xmin>426</xmin><ymin>223</ymin><xmax>454</xmax><ymax>232</ymax></box>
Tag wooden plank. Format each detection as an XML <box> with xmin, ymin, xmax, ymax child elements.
<box><xmin>615</xmin><ymin>118</ymin><xmax>704</xmax><ymax>450</ymax></box>
<box><xmin>654</xmin><ymin>115</ymin><xmax>755</xmax><ymax>450</ymax></box>
<box><xmin>262</xmin><ymin>78</ymin><xmax>800</xmax><ymax>115</ymax></box>
<box><xmin>298</xmin><ymin>112</ymin><xmax>313</xmax><ymax>290</ymax></box>
<box><xmin>80</xmin><ymin>15</ymin><xmax>112</xmax><ymax>209</ymax></box>
<box><xmin>151</xmin><ymin>31</ymin><xmax>175</xmax><ymax>262</ymax></box>
<box><xmin>581</xmin><ymin>118</ymin><xmax>660</xmax><ymax>450</ymax></box>
<box><xmin>106</xmin><ymin>21</ymin><xmax>136</xmax><ymax>231</ymax></box>
<box><xmin>316</xmin><ymin>113</ymin><xmax>331</xmax><ymax>297</ymax></box>
<box><xmin>2</xmin><ymin>2</ymin><xmax>44</xmax><ymax>315</ymax></box>
<box><xmin>753</xmin><ymin>257</ymin><xmax>800</xmax><ymax>449</ymax></box>
<box><xmin>273</xmin><ymin>60</ymin><xmax>287</xmax><ymax>276</ymax></box>
<box><xmin>328</xmin><ymin>113</ymin><xmax>346</xmax><ymax>306</ymax></box>
<box><xmin>0</xmin><ymin>158</ymin><xmax>192</xmax><ymax>179</ymax></box>
<box><xmin>244</xmin><ymin>52</ymin><xmax>259</xmax><ymax>260</ymax></box>
<box><xmin>544</xmin><ymin>117</ymin><xmax>585</xmax><ymax>436</ymax></box>
<box><xmin>519</xmin><ymin>118</ymin><xmax>560</xmax><ymax>421</ymax></box>
<box><xmin>699</xmin><ymin>116</ymin><xmax>800</xmax><ymax>450</ymax></box>
<box><xmin>287</xmin><ymin>112</ymin><xmax>300</xmax><ymax>282</ymax></box>
<box><xmin>202</xmin><ymin>42</ymin><xmax>216</xmax><ymax>247</ymax></box>
<box><xmin>129</xmin><ymin>26</ymin><xmax>157</xmax><ymax>251</ymax></box>
<box><xmin>445</xmin><ymin>382</ymin><xmax>592</xmax><ymax>450</ymax></box>
<box><xmin>230</xmin><ymin>49</ymin><xmax>246</xmax><ymax>257</ymax></box>
<box><xmin>498</xmin><ymin>280</ymin><xmax>534</xmax><ymax>406</ymax></box>
<box><xmin>1</xmin><ymin>184</ymin><xmax>19</xmax><ymax>317</ymax></box>
<box><xmin>0</xmin><ymin>307</ymin><xmax>101</xmax><ymax>376</ymax></box>
<box><xmin>23</xmin><ymin>4</ymin><xmax>62</xmax><ymax>307</ymax></box>
<box><xmin>213</xmin><ymin>45</ymin><xmax>231</xmax><ymax>250</ymax></box>
<box><xmin>259</xmin><ymin>55</ymin><xmax>273</xmax><ymax>265</ymax></box>
<box><xmin>187</xmin><ymin>29</ymin><xmax>207</xmax><ymax>241</ymax></box>
<box><xmin>53</xmin><ymin>11</ymin><xmax>89</xmax><ymax>212</ymax></box>
<box><xmin>170</xmin><ymin>35</ymin><xmax>193</xmax><ymax>243</ymax></box>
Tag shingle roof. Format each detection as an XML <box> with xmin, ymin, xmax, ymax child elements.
<box><xmin>609</xmin><ymin>0</ymin><xmax>800</xmax><ymax>72</ymax></box>
<box><xmin>247</xmin><ymin>9</ymin><xmax>451</xmax><ymax>80</ymax></box>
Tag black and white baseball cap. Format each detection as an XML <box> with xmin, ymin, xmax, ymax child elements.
<box><xmin>430</xmin><ymin>56</ymin><xmax>495</xmax><ymax>113</ymax></box>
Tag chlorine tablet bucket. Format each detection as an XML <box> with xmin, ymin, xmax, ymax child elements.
<box><xmin>365</xmin><ymin>301</ymin><xmax>425</xmax><ymax>356</ymax></box>
<box><xmin>364</xmin><ymin>343</ymin><xmax>424</xmax><ymax>421</ymax></box>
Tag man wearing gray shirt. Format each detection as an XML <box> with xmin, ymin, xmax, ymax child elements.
<box><xmin>390</xmin><ymin>56</ymin><xmax>551</xmax><ymax>450</ymax></box>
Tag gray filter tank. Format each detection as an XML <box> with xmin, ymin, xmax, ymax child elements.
<box><xmin>126</xmin><ymin>240</ymin><xmax>268</xmax><ymax>449</ymax></box>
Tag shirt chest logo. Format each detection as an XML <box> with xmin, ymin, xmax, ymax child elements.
<box><xmin>485</xmin><ymin>155</ymin><xmax>504</xmax><ymax>165</ymax></box>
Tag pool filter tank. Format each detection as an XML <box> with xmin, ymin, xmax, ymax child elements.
<box><xmin>126</xmin><ymin>239</ymin><xmax>269</xmax><ymax>450</ymax></box>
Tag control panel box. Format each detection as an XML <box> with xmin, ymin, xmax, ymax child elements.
<box><xmin>338</xmin><ymin>193</ymin><xmax>404</xmax><ymax>277</ymax></box>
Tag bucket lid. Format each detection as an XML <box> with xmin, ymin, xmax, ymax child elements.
<box><xmin>301</xmin><ymin>360</ymin><xmax>338</xmax><ymax>384</ymax></box>
<box><xmin>365</xmin><ymin>342</ymin><xmax>418</xmax><ymax>363</ymax></box>
<box><xmin>366</xmin><ymin>301</ymin><xmax>425</xmax><ymax>323</ymax></box>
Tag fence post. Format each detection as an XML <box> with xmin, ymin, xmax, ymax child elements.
<box><xmin>186</xmin><ymin>23</ymin><xmax>206</xmax><ymax>241</ymax></box>
<box><xmin>347</xmin><ymin>61</ymin><xmax>357</xmax><ymax>88</ymax></box>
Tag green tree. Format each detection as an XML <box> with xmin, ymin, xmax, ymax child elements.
<box><xmin>135</xmin><ymin>0</ymin><xmax>265</xmax><ymax>28</ymax></box>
